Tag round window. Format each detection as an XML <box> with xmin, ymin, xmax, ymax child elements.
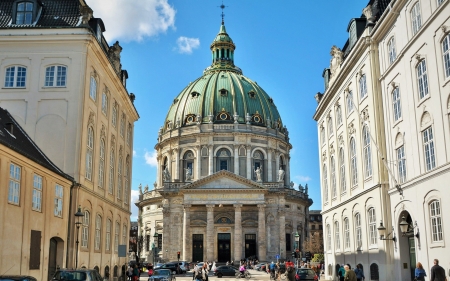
<box><xmin>187</xmin><ymin>116</ymin><xmax>194</xmax><ymax>123</ymax></box>
<box><xmin>254</xmin><ymin>116</ymin><xmax>260</xmax><ymax>123</ymax></box>
<box><xmin>220</xmin><ymin>113</ymin><xmax>228</xmax><ymax>120</ymax></box>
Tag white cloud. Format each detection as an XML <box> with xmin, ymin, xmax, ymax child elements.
<box><xmin>144</xmin><ymin>150</ymin><xmax>158</xmax><ymax>167</ymax></box>
<box><xmin>88</xmin><ymin>0</ymin><xmax>176</xmax><ymax>42</ymax></box>
<box><xmin>294</xmin><ymin>175</ymin><xmax>312</xmax><ymax>182</ymax></box>
<box><xmin>176</xmin><ymin>36</ymin><xmax>200</xmax><ymax>54</ymax></box>
<box><xmin>133</xmin><ymin>150</ymin><xmax>136</xmax><ymax>157</ymax></box>
<box><xmin>131</xmin><ymin>189</ymin><xmax>140</xmax><ymax>204</ymax></box>
<box><xmin>130</xmin><ymin>189</ymin><xmax>140</xmax><ymax>221</ymax></box>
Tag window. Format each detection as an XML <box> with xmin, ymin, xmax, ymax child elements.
<box><xmin>106</xmin><ymin>219</ymin><xmax>111</xmax><ymax>251</ymax></box>
<box><xmin>350</xmin><ymin>138</ymin><xmax>358</xmax><ymax>186</ymax></box>
<box><xmin>102</xmin><ymin>93</ymin><xmax>108</xmax><ymax>116</ymax></box>
<box><xmin>320</xmin><ymin>126</ymin><xmax>325</xmax><ymax>145</ymax></box>
<box><xmin>429</xmin><ymin>200</ymin><xmax>443</xmax><ymax>242</ymax></box>
<box><xmin>344</xmin><ymin>218</ymin><xmax>350</xmax><ymax>249</ymax></box>
<box><xmin>339</xmin><ymin>148</ymin><xmax>346</xmax><ymax>193</ymax></box>
<box><xmin>368</xmin><ymin>208</ymin><xmax>377</xmax><ymax>245</ymax></box>
<box><xmin>85</xmin><ymin>127</ymin><xmax>94</xmax><ymax>180</ymax></box>
<box><xmin>443</xmin><ymin>33</ymin><xmax>450</xmax><ymax>78</ymax></box>
<box><xmin>392</xmin><ymin>87</ymin><xmax>402</xmax><ymax>121</ymax></box>
<box><xmin>54</xmin><ymin>184</ymin><xmax>63</xmax><ymax>217</ymax></box>
<box><xmin>397</xmin><ymin>146</ymin><xmax>407</xmax><ymax>183</ymax></box>
<box><xmin>109</xmin><ymin>148</ymin><xmax>115</xmax><ymax>194</ymax></box>
<box><xmin>220</xmin><ymin>160</ymin><xmax>228</xmax><ymax>170</ymax></box>
<box><xmin>120</xmin><ymin>114</ymin><xmax>125</xmax><ymax>137</ymax></box>
<box><xmin>32</xmin><ymin>174</ymin><xmax>42</xmax><ymax>211</ymax></box>
<box><xmin>124</xmin><ymin>157</ymin><xmax>130</xmax><ymax>203</ymax></box>
<box><xmin>112</xmin><ymin>104</ymin><xmax>118</xmax><ymax>127</ymax></box>
<box><xmin>326</xmin><ymin>224</ymin><xmax>331</xmax><ymax>251</ymax></box>
<box><xmin>127</xmin><ymin>123</ymin><xmax>132</xmax><ymax>145</ymax></box>
<box><xmin>15</xmin><ymin>2</ymin><xmax>33</xmax><ymax>25</ymax></box>
<box><xmin>331</xmin><ymin>157</ymin><xmax>337</xmax><ymax>198</ymax></box>
<box><xmin>115</xmin><ymin>222</ymin><xmax>120</xmax><ymax>252</ymax></box>
<box><xmin>411</xmin><ymin>2</ymin><xmax>422</xmax><ymax>35</ymax></box>
<box><xmin>363</xmin><ymin>126</ymin><xmax>372</xmax><ymax>178</ymax></box>
<box><xmin>95</xmin><ymin>214</ymin><xmax>101</xmax><ymax>250</ymax></box>
<box><xmin>423</xmin><ymin>127</ymin><xmax>436</xmax><ymax>171</ymax></box>
<box><xmin>82</xmin><ymin>211</ymin><xmax>90</xmax><ymax>248</ymax></box>
<box><xmin>45</xmin><ymin>66</ymin><xmax>67</xmax><ymax>87</ymax></box>
<box><xmin>98</xmin><ymin>139</ymin><xmax>105</xmax><ymax>188</ymax></box>
<box><xmin>336</xmin><ymin>106</ymin><xmax>342</xmax><ymax>126</ymax></box>
<box><xmin>323</xmin><ymin>164</ymin><xmax>328</xmax><ymax>202</ymax></box>
<box><xmin>122</xmin><ymin>224</ymin><xmax>127</xmax><ymax>244</ymax></box>
<box><xmin>89</xmin><ymin>76</ymin><xmax>97</xmax><ymax>101</ymax></box>
<box><xmin>346</xmin><ymin>91</ymin><xmax>354</xmax><ymax>113</ymax></box>
<box><xmin>388</xmin><ymin>37</ymin><xmax>397</xmax><ymax>64</ymax></box>
<box><xmin>359</xmin><ymin>74</ymin><xmax>367</xmax><ymax>99</ymax></box>
<box><xmin>117</xmin><ymin>155</ymin><xmax>123</xmax><ymax>199</ymax></box>
<box><xmin>355</xmin><ymin>213</ymin><xmax>362</xmax><ymax>249</ymax></box>
<box><xmin>417</xmin><ymin>60</ymin><xmax>429</xmax><ymax>99</ymax></box>
<box><xmin>334</xmin><ymin>221</ymin><xmax>340</xmax><ymax>250</ymax></box>
<box><xmin>438</xmin><ymin>0</ymin><xmax>444</xmax><ymax>5</ymax></box>
<box><xmin>4</xmin><ymin>66</ymin><xmax>26</xmax><ymax>88</ymax></box>
<box><xmin>328</xmin><ymin>117</ymin><xmax>333</xmax><ymax>137</ymax></box>
<box><xmin>8</xmin><ymin>163</ymin><xmax>21</xmax><ymax>204</ymax></box>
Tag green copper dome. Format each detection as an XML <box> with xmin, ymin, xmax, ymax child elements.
<box><xmin>163</xmin><ymin>23</ymin><xmax>283</xmax><ymax>131</ymax></box>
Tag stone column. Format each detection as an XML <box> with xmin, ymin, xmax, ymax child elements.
<box><xmin>208</xmin><ymin>145</ymin><xmax>214</xmax><ymax>175</ymax></box>
<box><xmin>206</xmin><ymin>205</ymin><xmax>215</xmax><ymax>261</ymax></box>
<box><xmin>246</xmin><ymin>146</ymin><xmax>252</xmax><ymax>179</ymax></box>
<box><xmin>234</xmin><ymin>204</ymin><xmax>243</xmax><ymax>262</ymax></box>
<box><xmin>234</xmin><ymin>145</ymin><xmax>239</xmax><ymax>175</ymax></box>
<box><xmin>267</xmin><ymin>149</ymin><xmax>273</xmax><ymax>182</ymax></box>
<box><xmin>275</xmin><ymin>151</ymin><xmax>280</xmax><ymax>177</ymax></box>
<box><xmin>278</xmin><ymin>208</ymin><xmax>286</xmax><ymax>259</ymax></box>
<box><xmin>157</xmin><ymin>154</ymin><xmax>162</xmax><ymax>187</ymax></box>
<box><xmin>196</xmin><ymin>146</ymin><xmax>201</xmax><ymax>180</ymax></box>
<box><xmin>286</xmin><ymin>155</ymin><xmax>291</xmax><ymax>186</ymax></box>
<box><xmin>292</xmin><ymin>220</ymin><xmax>298</xmax><ymax>252</ymax></box>
<box><xmin>183</xmin><ymin>204</ymin><xmax>191</xmax><ymax>261</ymax></box>
<box><xmin>257</xmin><ymin>204</ymin><xmax>267</xmax><ymax>260</ymax></box>
<box><xmin>174</xmin><ymin>148</ymin><xmax>180</xmax><ymax>180</ymax></box>
<box><xmin>162</xmin><ymin>207</ymin><xmax>170</xmax><ymax>260</ymax></box>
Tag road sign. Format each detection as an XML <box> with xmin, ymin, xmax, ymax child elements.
<box><xmin>275</xmin><ymin>255</ymin><xmax>280</xmax><ymax>259</ymax></box>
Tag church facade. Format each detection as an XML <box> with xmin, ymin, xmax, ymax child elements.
<box><xmin>136</xmin><ymin>21</ymin><xmax>312</xmax><ymax>263</ymax></box>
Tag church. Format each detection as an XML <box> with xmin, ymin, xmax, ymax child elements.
<box><xmin>136</xmin><ymin>18</ymin><xmax>312</xmax><ymax>263</ymax></box>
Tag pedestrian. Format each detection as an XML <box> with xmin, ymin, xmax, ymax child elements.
<box><xmin>338</xmin><ymin>265</ymin><xmax>346</xmax><ymax>281</ymax></box>
<box><xmin>354</xmin><ymin>264</ymin><xmax>365</xmax><ymax>281</ymax></box>
<box><xmin>415</xmin><ymin>262</ymin><xmax>427</xmax><ymax>281</ymax></box>
<box><xmin>132</xmin><ymin>264</ymin><xmax>139</xmax><ymax>281</ymax></box>
<box><xmin>211</xmin><ymin>261</ymin><xmax>216</xmax><ymax>272</ymax></box>
<box><xmin>226</xmin><ymin>261</ymin><xmax>229</xmax><ymax>266</ymax></box>
<box><xmin>203</xmin><ymin>263</ymin><xmax>209</xmax><ymax>281</ymax></box>
<box><xmin>430</xmin><ymin>259</ymin><xmax>447</xmax><ymax>281</ymax></box>
<box><xmin>127</xmin><ymin>265</ymin><xmax>133</xmax><ymax>281</ymax></box>
<box><xmin>344</xmin><ymin>265</ymin><xmax>357</xmax><ymax>281</ymax></box>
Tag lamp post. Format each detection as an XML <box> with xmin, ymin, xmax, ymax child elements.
<box><xmin>153</xmin><ymin>231</ymin><xmax>159</xmax><ymax>263</ymax></box>
<box><xmin>377</xmin><ymin>220</ymin><xmax>397</xmax><ymax>242</ymax></box>
<box><xmin>136</xmin><ymin>232</ymin><xmax>143</xmax><ymax>265</ymax></box>
<box><xmin>74</xmin><ymin>205</ymin><xmax>84</xmax><ymax>268</ymax></box>
<box><xmin>294</xmin><ymin>232</ymin><xmax>300</xmax><ymax>268</ymax></box>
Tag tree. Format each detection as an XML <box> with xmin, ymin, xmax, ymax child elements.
<box><xmin>302</xmin><ymin>231</ymin><xmax>324</xmax><ymax>255</ymax></box>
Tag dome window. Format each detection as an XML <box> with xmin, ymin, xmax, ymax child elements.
<box><xmin>185</xmin><ymin>114</ymin><xmax>197</xmax><ymax>124</ymax></box>
<box><xmin>268</xmin><ymin>98</ymin><xmax>274</xmax><ymax>104</ymax></box>
<box><xmin>248</xmin><ymin>91</ymin><xmax>256</xmax><ymax>99</ymax></box>
<box><xmin>173</xmin><ymin>98</ymin><xmax>179</xmax><ymax>104</ymax></box>
<box><xmin>216</xmin><ymin>108</ymin><xmax>232</xmax><ymax>121</ymax></box>
<box><xmin>219</xmin><ymin>89</ymin><xmax>228</xmax><ymax>97</ymax></box>
<box><xmin>191</xmin><ymin>92</ymin><xmax>200</xmax><ymax>98</ymax></box>
<box><xmin>252</xmin><ymin>111</ymin><xmax>263</xmax><ymax>124</ymax></box>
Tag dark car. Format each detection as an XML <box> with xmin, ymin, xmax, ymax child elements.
<box><xmin>158</xmin><ymin>263</ymin><xmax>179</xmax><ymax>274</ymax></box>
<box><xmin>296</xmin><ymin>268</ymin><xmax>317</xmax><ymax>281</ymax></box>
<box><xmin>0</xmin><ymin>276</ymin><xmax>37</xmax><ymax>281</ymax></box>
<box><xmin>213</xmin><ymin>265</ymin><xmax>238</xmax><ymax>278</ymax></box>
<box><xmin>51</xmin><ymin>268</ymin><xmax>103</xmax><ymax>281</ymax></box>
<box><xmin>148</xmin><ymin>269</ymin><xmax>175</xmax><ymax>281</ymax></box>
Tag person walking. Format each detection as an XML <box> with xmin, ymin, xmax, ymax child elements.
<box><xmin>430</xmin><ymin>259</ymin><xmax>447</xmax><ymax>281</ymax></box>
<box><xmin>344</xmin><ymin>265</ymin><xmax>357</xmax><ymax>281</ymax></box>
<box><xmin>415</xmin><ymin>262</ymin><xmax>427</xmax><ymax>281</ymax></box>
<box><xmin>338</xmin><ymin>265</ymin><xmax>346</xmax><ymax>281</ymax></box>
<box><xmin>354</xmin><ymin>264</ymin><xmax>365</xmax><ymax>281</ymax></box>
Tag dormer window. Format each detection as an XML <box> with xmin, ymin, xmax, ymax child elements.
<box><xmin>97</xmin><ymin>24</ymin><xmax>102</xmax><ymax>41</ymax></box>
<box><xmin>16</xmin><ymin>2</ymin><xmax>33</xmax><ymax>25</ymax></box>
<box><xmin>191</xmin><ymin>92</ymin><xmax>200</xmax><ymax>98</ymax></box>
<box><xmin>219</xmin><ymin>89</ymin><xmax>228</xmax><ymax>97</ymax></box>
<box><xmin>248</xmin><ymin>91</ymin><xmax>256</xmax><ymax>98</ymax></box>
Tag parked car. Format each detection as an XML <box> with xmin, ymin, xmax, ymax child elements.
<box><xmin>295</xmin><ymin>268</ymin><xmax>317</xmax><ymax>281</ymax></box>
<box><xmin>148</xmin><ymin>269</ymin><xmax>176</xmax><ymax>281</ymax></box>
<box><xmin>51</xmin><ymin>268</ymin><xmax>103</xmax><ymax>281</ymax></box>
<box><xmin>171</xmin><ymin>261</ymin><xmax>189</xmax><ymax>273</ymax></box>
<box><xmin>0</xmin><ymin>276</ymin><xmax>37</xmax><ymax>281</ymax></box>
<box><xmin>213</xmin><ymin>265</ymin><xmax>238</xmax><ymax>278</ymax></box>
<box><xmin>158</xmin><ymin>263</ymin><xmax>179</xmax><ymax>274</ymax></box>
<box><xmin>254</xmin><ymin>263</ymin><xmax>266</xmax><ymax>271</ymax></box>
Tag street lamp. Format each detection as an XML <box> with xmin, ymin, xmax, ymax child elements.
<box><xmin>74</xmin><ymin>205</ymin><xmax>84</xmax><ymax>268</ymax></box>
<box><xmin>377</xmin><ymin>220</ymin><xmax>396</xmax><ymax>242</ymax></box>
<box><xmin>136</xmin><ymin>232</ymin><xmax>143</xmax><ymax>264</ymax></box>
<box><xmin>153</xmin><ymin>231</ymin><xmax>159</xmax><ymax>263</ymax></box>
<box><xmin>294</xmin><ymin>232</ymin><xmax>300</xmax><ymax>268</ymax></box>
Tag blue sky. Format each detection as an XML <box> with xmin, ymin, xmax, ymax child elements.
<box><xmin>90</xmin><ymin>0</ymin><xmax>366</xmax><ymax>219</ymax></box>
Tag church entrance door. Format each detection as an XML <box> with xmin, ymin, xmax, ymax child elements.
<box><xmin>192</xmin><ymin>234</ymin><xmax>204</xmax><ymax>263</ymax></box>
<box><xmin>217</xmin><ymin>233</ymin><xmax>231</xmax><ymax>262</ymax></box>
<box><xmin>245</xmin><ymin>234</ymin><xmax>256</xmax><ymax>258</ymax></box>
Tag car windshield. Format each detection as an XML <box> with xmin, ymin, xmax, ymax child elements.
<box><xmin>297</xmin><ymin>269</ymin><xmax>312</xmax><ymax>274</ymax></box>
<box><xmin>154</xmin><ymin>270</ymin><xmax>170</xmax><ymax>276</ymax></box>
<box><xmin>53</xmin><ymin>271</ymin><xmax>87</xmax><ymax>280</ymax></box>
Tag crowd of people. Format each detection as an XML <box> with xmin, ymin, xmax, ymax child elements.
<box><xmin>414</xmin><ymin>259</ymin><xmax>447</xmax><ymax>281</ymax></box>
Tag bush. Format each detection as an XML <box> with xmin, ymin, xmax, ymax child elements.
<box><xmin>311</xmin><ymin>254</ymin><xmax>324</xmax><ymax>262</ymax></box>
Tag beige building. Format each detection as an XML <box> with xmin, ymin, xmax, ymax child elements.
<box><xmin>136</xmin><ymin>21</ymin><xmax>312</xmax><ymax>264</ymax></box>
<box><xmin>0</xmin><ymin>0</ymin><xmax>138</xmax><ymax>279</ymax></box>
<box><xmin>0</xmin><ymin>108</ymin><xmax>73</xmax><ymax>280</ymax></box>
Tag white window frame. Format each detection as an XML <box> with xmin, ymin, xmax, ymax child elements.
<box><xmin>109</xmin><ymin>148</ymin><xmax>115</xmax><ymax>194</ymax></box>
<box><xmin>122</xmin><ymin>224</ymin><xmax>127</xmax><ymax>244</ymax></box>
<box><xmin>32</xmin><ymin>174</ymin><xmax>42</xmax><ymax>211</ymax></box>
<box><xmin>106</xmin><ymin>219</ymin><xmax>111</xmax><ymax>251</ymax></box>
<box><xmin>331</xmin><ymin>157</ymin><xmax>336</xmax><ymax>198</ymax></box>
<box><xmin>323</xmin><ymin>164</ymin><xmax>328</xmax><ymax>202</ymax></box>
<box><xmin>4</xmin><ymin>66</ymin><xmax>27</xmax><ymax>88</ymax></box>
<box><xmin>320</xmin><ymin>126</ymin><xmax>325</xmax><ymax>145</ymax></box>
<box><xmin>430</xmin><ymin>200</ymin><xmax>443</xmax><ymax>242</ymax></box>
<box><xmin>45</xmin><ymin>65</ymin><xmax>67</xmax><ymax>87</ymax></box>
<box><xmin>423</xmin><ymin>126</ymin><xmax>436</xmax><ymax>171</ymax></box>
<box><xmin>417</xmin><ymin>60</ymin><xmax>429</xmax><ymax>99</ymax></box>
<box><xmin>334</xmin><ymin>221</ymin><xmax>340</xmax><ymax>250</ymax></box>
<box><xmin>99</xmin><ymin>139</ymin><xmax>105</xmax><ymax>188</ymax></box>
<box><xmin>327</xmin><ymin>224</ymin><xmax>331</xmax><ymax>251</ymax></box>
<box><xmin>82</xmin><ymin>211</ymin><xmax>90</xmax><ymax>248</ymax></box>
<box><xmin>347</xmin><ymin>91</ymin><xmax>354</xmax><ymax>114</ymax></box>
<box><xmin>85</xmin><ymin>127</ymin><xmax>94</xmax><ymax>180</ymax></box>
<box><xmin>124</xmin><ymin>158</ymin><xmax>130</xmax><ymax>203</ymax></box>
<box><xmin>15</xmin><ymin>2</ymin><xmax>34</xmax><ymax>25</ymax></box>
<box><xmin>437</xmin><ymin>0</ymin><xmax>444</xmax><ymax>5</ymax></box>
<box><xmin>359</xmin><ymin>74</ymin><xmax>367</xmax><ymax>99</ymax></box>
<box><xmin>102</xmin><ymin>92</ymin><xmax>108</xmax><ymax>116</ymax></box>
<box><xmin>54</xmin><ymin>184</ymin><xmax>63</xmax><ymax>217</ymax></box>
<box><xmin>368</xmin><ymin>208</ymin><xmax>377</xmax><ymax>245</ymax></box>
<box><xmin>443</xmin><ymin>33</ymin><xmax>450</xmax><ymax>78</ymax></box>
<box><xmin>89</xmin><ymin>76</ymin><xmax>97</xmax><ymax>101</ymax></box>
<box><xmin>397</xmin><ymin>146</ymin><xmax>407</xmax><ymax>183</ymax></box>
<box><xmin>112</xmin><ymin>104</ymin><xmax>118</xmax><ymax>128</ymax></box>
<box><xmin>350</xmin><ymin>138</ymin><xmax>358</xmax><ymax>186</ymax></box>
<box><xmin>120</xmin><ymin>114</ymin><xmax>125</xmax><ymax>137</ymax></box>
<box><xmin>339</xmin><ymin>148</ymin><xmax>347</xmax><ymax>193</ymax></box>
<box><xmin>363</xmin><ymin>126</ymin><xmax>372</xmax><ymax>178</ymax></box>
<box><xmin>336</xmin><ymin>106</ymin><xmax>342</xmax><ymax>126</ymax></box>
<box><xmin>115</xmin><ymin>222</ymin><xmax>120</xmax><ymax>252</ymax></box>
<box><xmin>117</xmin><ymin>155</ymin><xmax>123</xmax><ymax>200</ymax></box>
<box><xmin>355</xmin><ymin>213</ymin><xmax>362</xmax><ymax>249</ymax></box>
<box><xmin>344</xmin><ymin>218</ymin><xmax>350</xmax><ymax>249</ymax></box>
<box><xmin>392</xmin><ymin>87</ymin><xmax>402</xmax><ymax>121</ymax></box>
<box><xmin>328</xmin><ymin>117</ymin><xmax>333</xmax><ymax>137</ymax></box>
<box><xmin>411</xmin><ymin>2</ymin><xmax>422</xmax><ymax>35</ymax></box>
<box><xmin>388</xmin><ymin>37</ymin><xmax>397</xmax><ymax>64</ymax></box>
<box><xmin>95</xmin><ymin>214</ymin><xmax>101</xmax><ymax>250</ymax></box>
<box><xmin>8</xmin><ymin>163</ymin><xmax>21</xmax><ymax>205</ymax></box>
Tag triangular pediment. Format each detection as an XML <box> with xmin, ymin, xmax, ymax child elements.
<box><xmin>182</xmin><ymin>170</ymin><xmax>265</xmax><ymax>190</ymax></box>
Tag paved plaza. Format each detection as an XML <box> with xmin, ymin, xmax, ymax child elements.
<box><xmin>139</xmin><ymin>269</ymin><xmax>271</xmax><ymax>281</ymax></box>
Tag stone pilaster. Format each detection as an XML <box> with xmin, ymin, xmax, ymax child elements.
<box><xmin>278</xmin><ymin>208</ymin><xmax>286</xmax><ymax>259</ymax></box>
<box><xmin>157</xmin><ymin>154</ymin><xmax>162</xmax><ymax>187</ymax></box>
<box><xmin>286</xmin><ymin>155</ymin><xmax>291</xmax><ymax>185</ymax></box>
<box><xmin>246</xmin><ymin>146</ymin><xmax>252</xmax><ymax>179</ymax></box>
<box><xmin>234</xmin><ymin>145</ymin><xmax>239</xmax><ymax>175</ymax></box>
<box><xmin>267</xmin><ymin>149</ymin><xmax>273</xmax><ymax>182</ymax></box>
<box><xmin>196</xmin><ymin>146</ymin><xmax>201</xmax><ymax>180</ymax></box>
<box><xmin>275</xmin><ymin>151</ymin><xmax>280</xmax><ymax>178</ymax></box>
<box><xmin>234</xmin><ymin>204</ymin><xmax>243</xmax><ymax>262</ymax></box>
<box><xmin>162</xmin><ymin>207</ymin><xmax>170</xmax><ymax>260</ymax></box>
<box><xmin>208</xmin><ymin>145</ymin><xmax>214</xmax><ymax>175</ymax></box>
<box><xmin>183</xmin><ymin>204</ymin><xmax>191</xmax><ymax>261</ymax></box>
<box><xmin>174</xmin><ymin>148</ymin><xmax>179</xmax><ymax>180</ymax></box>
<box><xmin>257</xmin><ymin>204</ymin><xmax>267</xmax><ymax>260</ymax></box>
<box><xmin>206</xmin><ymin>205</ymin><xmax>215</xmax><ymax>261</ymax></box>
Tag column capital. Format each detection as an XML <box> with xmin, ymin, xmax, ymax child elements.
<box><xmin>184</xmin><ymin>204</ymin><xmax>192</xmax><ymax>209</ymax></box>
<box><xmin>233</xmin><ymin>204</ymin><xmax>243</xmax><ymax>209</ymax></box>
<box><xmin>206</xmin><ymin>204</ymin><xmax>215</xmax><ymax>211</ymax></box>
<box><xmin>257</xmin><ymin>204</ymin><xmax>266</xmax><ymax>210</ymax></box>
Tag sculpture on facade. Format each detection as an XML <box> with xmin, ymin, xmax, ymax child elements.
<box><xmin>138</xmin><ymin>183</ymin><xmax>143</xmax><ymax>195</ymax></box>
<box><xmin>329</xmin><ymin>45</ymin><xmax>343</xmax><ymax>78</ymax></box>
<box><xmin>144</xmin><ymin>184</ymin><xmax>148</xmax><ymax>193</ymax></box>
<box><xmin>185</xmin><ymin>167</ymin><xmax>193</xmax><ymax>181</ymax></box>
<box><xmin>305</xmin><ymin>183</ymin><xmax>309</xmax><ymax>194</ymax></box>
<box><xmin>298</xmin><ymin>183</ymin><xmax>304</xmax><ymax>193</ymax></box>
<box><xmin>163</xmin><ymin>166</ymin><xmax>171</xmax><ymax>182</ymax></box>
<box><xmin>255</xmin><ymin>166</ymin><xmax>262</xmax><ymax>182</ymax></box>
<box><xmin>278</xmin><ymin>166</ymin><xmax>285</xmax><ymax>182</ymax></box>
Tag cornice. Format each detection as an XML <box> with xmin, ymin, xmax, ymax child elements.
<box><xmin>79</xmin><ymin>184</ymin><xmax>132</xmax><ymax>215</ymax></box>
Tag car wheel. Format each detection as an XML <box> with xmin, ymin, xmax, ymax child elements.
<box><xmin>173</xmin><ymin>270</ymin><xmax>176</xmax><ymax>275</ymax></box>
<box><xmin>217</xmin><ymin>273</ymin><xmax>223</xmax><ymax>278</ymax></box>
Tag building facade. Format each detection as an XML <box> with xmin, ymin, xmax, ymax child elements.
<box><xmin>136</xmin><ymin>21</ymin><xmax>312</xmax><ymax>263</ymax></box>
<box><xmin>0</xmin><ymin>0</ymin><xmax>139</xmax><ymax>278</ymax></box>
<box><xmin>306</xmin><ymin>210</ymin><xmax>324</xmax><ymax>257</ymax></box>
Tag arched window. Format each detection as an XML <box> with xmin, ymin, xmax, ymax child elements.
<box><xmin>411</xmin><ymin>2</ymin><xmax>422</xmax><ymax>35</ymax></box>
<box><xmin>124</xmin><ymin>156</ymin><xmax>130</xmax><ymax>203</ymax></box>
<box><xmin>89</xmin><ymin>76</ymin><xmax>97</xmax><ymax>101</ymax></box>
<box><xmin>370</xmin><ymin>263</ymin><xmax>379</xmax><ymax>280</ymax></box>
<box><xmin>330</xmin><ymin>157</ymin><xmax>336</xmax><ymax>198</ymax></box>
<box><xmin>339</xmin><ymin>148</ymin><xmax>346</xmax><ymax>193</ymax></box>
<box><xmin>346</xmin><ymin>91</ymin><xmax>354</xmax><ymax>113</ymax></box>
<box><xmin>362</xmin><ymin>126</ymin><xmax>372</xmax><ymax>178</ymax></box>
<box><xmin>423</xmin><ymin>127</ymin><xmax>436</xmax><ymax>171</ymax></box>
<box><xmin>85</xmin><ymin>127</ymin><xmax>94</xmax><ymax>180</ymax></box>
<box><xmin>117</xmin><ymin>155</ymin><xmax>123</xmax><ymax>199</ymax></box>
<box><xmin>45</xmin><ymin>65</ymin><xmax>67</xmax><ymax>87</ymax></box>
<box><xmin>355</xmin><ymin>213</ymin><xmax>362</xmax><ymax>250</ymax></box>
<box><xmin>109</xmin><ymin>148</ymin><xmax>115</xmax><ymax>194</ymax></box>
<box><xmin>253</xmin><ymin>150</ymin><xmax>264</xmax><ymax>180</ymax></box>
<box><xmin>5</xmin><ymin>66</ymin><xmax>27</xmax><ymax>88</ymax></box>
<box><xmin>102</xmin><ymin>92</ymin><xmax>108</xmax><ymax>116</ymax></box>
<box><xmin>326</xmin><ymin>224</ymin><xmax>331</xmax><ymax>251</ymax></box>
<box><xmin>388</xmin><ymin>37</ymin><xmax>397</xmax><ymax>64</ymax></box>
<box><xmin>336</xmin><ymin>106</ymin><xmax>342</xmax><ymax>126</ymax></box>
<box><xmin>82</xmin><ymin>211</ymin><xmax>90</xmax><ymax>248</ymax></box>
<box><xmin>98</xmin><ymin>139</ymin><xmax>105</xmax><ymax>188</ymax></box>
<box><xmin>397</xmin><ymin>146</ymin><xmax>407</xmax><ymax>183</ymax></box>
<box><xmin>350</xmin><ymin>138</ymin><xmax>358</xmax><ymax>186</ymax></box>
<box><xmin>216</xmin><ymin>148</ymin><xmax>231</xmax><ymax>172</ymax></box>
<box><xmin>183</xmin><ymin>150</ymin><xmax>195</xmax><ymax>180</ymax></box>
<box><xmin>392</xmin><ymin>87</ymin><xmax>402</xmax><ymax>121</ymax></box>
<box><xmin>368</xmin><ymin>208</ymin><xmax>377</xmax><ymax>245</ymax></box>
<box><xmin>443</xmin><ymin>33</ymin><xmax>450</xmax><ymax>78</ymax></box>
<box><xmin>112</xmin><ymin>103</ymin><xmax>118</xmax><ymax>128</ymax></box>
<box><xmin>334</xmin><ymin>221</ymin><xmax>340</xmax><ymax>250</ymax></box>
<box><xmin>126</xmin><ymin>123</ymin><xmax>132</xmax><ymax>146</ymax></box>
<box><xmin>417</xmin><ymin>60</ymin><xmax>429</xmax><ymax>99</ymax></box>
<box><xmin>120</xmin><ymin>114</ymin><xmax>125</xmax><ymax>137</ymax></box>
<box><xmin>95</xmin><ymin>214</ymin><xmax>102</xmax><ymax>250</ymax></box>
<box><xmin>328</xmin><ymin>117</ymin><xmax>333</xmax><ymax>137</ymax></box>
<box><xmin>429</xmin><ymin>200</ymin><xmax>443</xmax><ymax>242</ymax></box>
<box><xmin>320</xmin><ymin>126</ymin><xmax>325</xmax><ymax>145</ymax></box>
<box><xmin>359</xmin><ymin>74</ymin><xmax>367</xmax><ymax>99</ymax></box>
<box><xmin>323</xmin><ymin>164</ymin><xmax>328</xmax><ymax>202</ymax></box>
<box><xmin>106</xmin><ymin>219</ymin><xmax>111</xmax><ymax>251</ymax></box>
<box><xmin>344</xmin><ymin>218</ymin><xmax>350</xmax><ymax>249</ymax></box>
<box><xmin>115</xmin><ymin>221</ymin><xmax>120</xmax><ymax>252</ymax></box>
<box><xmin>122</xmin><ymin>224</ymin><xmax>127</xmax><ymax>244</ymax></box>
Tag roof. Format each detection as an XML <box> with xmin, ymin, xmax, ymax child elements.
<box><xmin>0</xmin><ymin>0</ymin><xmax>82</xmax><ymax>28</ymax></box>
<box><xmin>0</xmin><ymin>107</ymin><xmax>73</xmax><ymax>181</ymax></box>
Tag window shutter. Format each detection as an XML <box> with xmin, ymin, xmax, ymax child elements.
<box><xmin>29</xmin><ymin>230</ymin><xmax>41</xmax><ymax>269</ymax></box>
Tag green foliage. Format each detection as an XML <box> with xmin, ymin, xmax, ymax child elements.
<box><xmin>311</xmin><ymin>254</ymin><xmax>324</xmax><ymax>262</ymax></box>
